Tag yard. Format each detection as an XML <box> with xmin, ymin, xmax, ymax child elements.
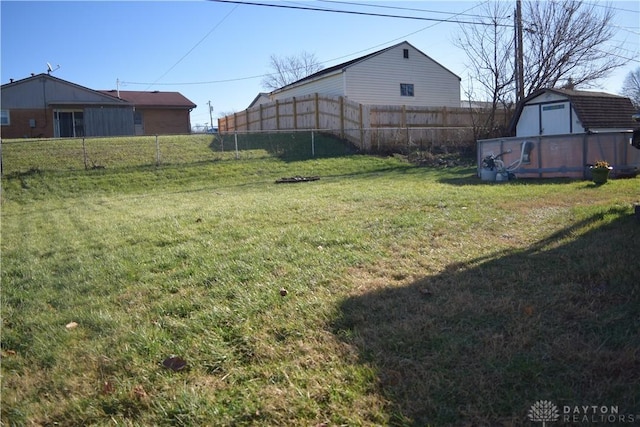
<box><xmin>1</xmin><ymin>145</ymin><xmax>639</xmax><ymax>425</ymax></box>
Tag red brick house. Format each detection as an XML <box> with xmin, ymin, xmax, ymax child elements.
<box><xmin>98</xmin><ymin>90</ymin><xmax>196</xmax><ymax>136</ymax></box>
<box><xmin>1</xmin><ymin>74</ymin><xmax>196</xmax><ymax>138</ymax></box>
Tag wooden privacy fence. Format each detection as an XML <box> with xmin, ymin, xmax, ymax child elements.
<box><xmin>218</xmin><ymin>93</ymin><xmax>498</xmax><ymax>153</ymax></box>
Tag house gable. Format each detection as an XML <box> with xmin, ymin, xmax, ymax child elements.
<box><xmin>270</xmin><ymin>41</ymin><xmax>461</xmax><ymax>108</ymax></box>
<box><xmin>1</xmin><ymin>74</ymin><xmax>127</xmax><ymax>109</ymax></box>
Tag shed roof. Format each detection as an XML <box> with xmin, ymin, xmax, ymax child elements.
<box><xmin>272</xmin><ymin>40</ymin><xmax>460</xmax><ymax>94</ymax></box>
<box><xmin>514</xmin><ymin>88</ymin><xmax>637</xmax><ymax>132</ymax></box>
<box><xmin>99</xmin><ymin>90</ymin><xmax>196</xmax><ymax>109</ymax></box>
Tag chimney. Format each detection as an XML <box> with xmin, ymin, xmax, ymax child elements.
<box><xmin>10</xmin><ymin>78</ymin><xmax>14</xmax><ymax>83</ymax></box>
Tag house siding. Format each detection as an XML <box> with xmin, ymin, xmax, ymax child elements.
<box><xmin>84</xmin><ymin>107</ymin><xmax>135</xmax><ymax>136</ymax></box>
<box><xmin>272</xmin><ymin>72</ymin><xmax>343</xmax><ymax>101</ymax></box>
<box><xmin>270</xmin><ymin>42</ymin><xmax>460</xmax><ymax>108</ymax></box>
<box><xmin>2</xmin><ymin>76</ymin><xmax>123</xmax><ymax>108</ymax></box>
<box><xmin>345</xmin><ymin>44</ymin><xmax>460</xmax><ymax>107</ymax></box>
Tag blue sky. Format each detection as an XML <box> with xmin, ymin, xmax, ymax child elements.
<box><xmin>2</xmin><ymin>1</ymin><xmax>639</xmax><ymax>128</ymax></box>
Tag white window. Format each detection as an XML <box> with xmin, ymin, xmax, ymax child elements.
<box><xmin>0</xmin><ymin>110</ymin><xmax>9</xmax><ymax>126</ymax></box>
<box><xmin>400</xmin><ymin>83</ymin><xmax>414</xmax><ymax>97</ymax></box>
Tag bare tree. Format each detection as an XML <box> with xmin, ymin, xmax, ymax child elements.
<box><xmin>621</xmin><ymin>67</ymin><xmax>640</xmax><ymax>108</ymax></box>
<box><xmin>261</xmin><ymin>51</ymin><xmax>324</xmax><ymax>91</ymax></box>
<box><xmin>522</xmin><ymin>0</ymin><xmax>626</xmax><ymax>94</ymax></box>
<box><xmin>454</xmin><ymin>2</ymin><xmax>515</xmax><ymax>138</ymax></box>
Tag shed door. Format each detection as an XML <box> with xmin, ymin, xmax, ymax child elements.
<box><xmin>540</xmin><ymin>102</ymin><xmax>570</xmax><ymax>135</ymax></box>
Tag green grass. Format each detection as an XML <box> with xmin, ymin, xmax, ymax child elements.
<box><xmin>0</xmin><ymin>132</ymin><xmax>356</xmax><ymax>176</ymax></box>
<box><xmin>2</xmin><ymin>151</ymin><xmax>639</xmax><ymax>426</ymax></box>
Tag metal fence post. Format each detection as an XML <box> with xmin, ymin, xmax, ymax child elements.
<box><xmin>82</xmin><ymin>137</ymin><xmax>88</xmax><ymax>170</ymax></box>
<box><xmin>155</xmin><ymin>135</ymin><xmax>160</xmax><ymax>166</ymax></box>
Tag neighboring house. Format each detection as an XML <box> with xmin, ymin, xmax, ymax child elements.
<box><xmin>1</xmin><ymin>74</ymin><xmax>196</xmax><ymax>138</ymax></box>
<box><xmin>247</xmin><ymin>92</ymin><xmax>271</xmax><ymax>109</ymax></box>
<box><xmin>98</xmin><ymin>90</ymin><xmax>196</xmax><ymax>135</ymax></box>
<box><xmin>264</xmin><ymin>41</ymin><xmax>461</xmax><ymax>108</ymax></box>
<box><xmin>512</xmin><ymin>88</ymin><xmax>637</xmax><ymax>137</ymax></box>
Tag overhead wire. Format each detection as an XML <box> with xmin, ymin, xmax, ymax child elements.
<box><xmin>123</xmin><ymin>0</ymin><xmax>496</xmax><ymax>87</ymax></box>
<box><xmin>208</xmin><ymin>0</ymin><xmax>512</xmax><ymax>27</ymax></box>
<box><xmin>141</xmin><ymin>3</ymin><xmax>239</xmax><ymax>90</ymax></box>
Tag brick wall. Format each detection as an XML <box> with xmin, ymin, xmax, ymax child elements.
<box><xmin>139</xmin><ymin>109</ymin><xmax>191</xmax><ymax>135</ymax></box>
<box><xmin>1</xmin><ymin>108</ymin><xmax>54</xmax><ymax>138</ymax></box>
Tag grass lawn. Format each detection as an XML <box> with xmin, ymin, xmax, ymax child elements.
<box><xmin>2</xmin><ymin>152</ymin><xmax>639</xmax><ymax>426</ymax></box>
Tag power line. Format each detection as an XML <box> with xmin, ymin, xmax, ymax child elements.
<box><xmin>143</xmin><ymin>3</ymin><xmax>238</xmax><ymax>90</ymax></box>
<box><xmin>208</xmin><ymin>0</ymin><xmax>513</xmax><ymax>27</ymax></box>
<box><xmin>315</xmin><ymin>0</ymin><xmax>511</xmax><ymax>21</ymax></box>
<box><xmin>122</xmin><ymin>1</ymin><xmax>495</xmax><ymax>87</ymax></box>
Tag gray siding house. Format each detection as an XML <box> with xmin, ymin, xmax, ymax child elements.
<box><xmin>1</xmin><ymin>74</ymin><xmax>196</xmax><ymax>138</ymax></box>
<box><xmin>266</xmin><ymin>41</ymin><xmax>461</xmax><ymax>108</ymax></box>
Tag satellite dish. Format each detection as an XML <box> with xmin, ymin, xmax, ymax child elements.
<box><xmin>46</xmin><ymin>62</ymin><xmax>60</xmax><ymax>74</ymax></box>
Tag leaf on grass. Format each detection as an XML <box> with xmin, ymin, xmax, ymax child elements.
<box><xmin>65</xmin><ymin>321</ymin><xmax>78</xmax><ymax>329</ymax></box>
<box><xmin>102</xmin><ymin>381</ymin><xmax>114</xmax><ymax>395</ymax></box>
<box><xmin>523</xmin><ymin>306</ymin><xmax>534</xmax><ymax>316</ymax></box>
<box><xmin>162</xmin><ymin>356</ymin><xmax>187</xmax><ymax>371</ymax></box>
<box><xmin>133</xmin><ymin>384</ymin><xmax>148</xmax><ymax>400</ymax></box>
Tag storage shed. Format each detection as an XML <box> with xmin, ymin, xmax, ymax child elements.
<box><xmin>512</xmin><ymin>88</ymin><xmax>637</xmax><ymax>137</ymax></box>
<box><xmin>477</xmin><ymin>89</ymin><xmax>640</xmax><ymax>180</ymax></box>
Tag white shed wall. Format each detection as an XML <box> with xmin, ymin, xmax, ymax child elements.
<box><xmin>516</xmin><ymin>92</ymin><xmax>586</xmax><ymax>137</ymax></box>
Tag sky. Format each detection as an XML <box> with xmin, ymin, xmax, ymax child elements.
<box><xmin>1</xmin><ymin>0</ymin><xmax>639</xmax><ymax>129</ymax></box>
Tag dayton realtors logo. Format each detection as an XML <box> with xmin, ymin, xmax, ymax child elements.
<box><xmin>528</xmin><ymin>400</ymin><xmax>638</xmax><ymax>424</ymax></box>
<box><xmin>528</xmin><ymin>401</ymin><xmax>559</xmax><ymax>426</ymax></box>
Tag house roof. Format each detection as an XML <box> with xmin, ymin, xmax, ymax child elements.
<box><xmin>272</xmin><ymin>40</ymin><xmax>460</xmax><ymax>94</ymax></box>
<box><xmin>247</xmin><ymin>92</ymin><xmax>271</xmax><ymax>109</ymax></box>
<box><xmin>514</xmin><ymin>88</ymin><xmax>637</xmax><ymax>132</ymax></box>
<box><xmin>2</xmin><ymin>73</ymin><xmax>128</xmax><ymax>105</ymax></box>
<box><xmin>99</xmin><ymin>90</ymin><xmax>196</xmax><ymax>109</ymax></box>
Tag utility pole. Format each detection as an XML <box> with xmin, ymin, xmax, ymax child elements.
<box><xmin>207</xmin><ymin>101</ymin><xmax>214</xmax><ymax>132</ymax></box>
<box><xmin>515</xmin><ymin>0</ymin><xmax>524</xmax><ymax>103</ymax></box>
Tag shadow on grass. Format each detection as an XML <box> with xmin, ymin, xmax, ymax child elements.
<box><xmin>334</xmin><ymin>207</ymin><xmax>640</xmax><ymax>426</ymax></box>
<box><xmin>215</xmin><ymin>132</ymin><xmax>359</xmax><ymax>161</ymax></box>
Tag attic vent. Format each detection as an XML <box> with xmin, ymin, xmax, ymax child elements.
<box><xmin>403</xmin><ymin>49</ymin><xmax>409</xmax><ymax>59</ymax></box>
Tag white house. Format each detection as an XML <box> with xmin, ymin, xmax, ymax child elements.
<box><xmin>513</xmin><ymin>88</ymin><xmax>637</xmax><ymax>137</ymax></box>
<box><xmin>265</xmin><ymin>41</ymin><xmax>460</xmax><ymax>108</ymax></box>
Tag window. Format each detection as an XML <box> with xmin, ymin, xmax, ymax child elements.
<box><xmin>403</xmin><ymin>48</ymin><xmax>409</xmax><ymax>59</ymax></box>
<box><xmin>0</xmin><ymin>110</ymin><xmax>9</xmax><ymax>126</ymax></box>
<box><xmin>400</xmin><ymin>83</ymin><xmax>414</xmax><ymax>97</ymax></box>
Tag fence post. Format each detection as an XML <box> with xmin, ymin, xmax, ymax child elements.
<box><xmin>259</xmin><ymin>104</ymin><xmax>264</xmax><ymax>131</ymax></box>
<box><xmin>0</xmin><ymin>138</ymin><xmax>3</xmax><ymax>176</ymax></box>
<box><xmin>82</xmin><ymin>137</ymin><xmax>88</xmax><ymax>170</ymax></box>
<box><xmin>314</xmin><ymin>93</ymin><xmax>320</xmax><ymax>129</ymax></box>
<box><xmin>155</xmin><ymin>135</ymin><xmax>160</xmax><ymax>166</ymax></box>
<box><xmin>234</xmin><ymin>132</ymin><xmax>239</xmax><ymax>160</ymax></box>
<box><xmin>340</xmin><ymin>96</ymin><xmax>345</xmax><ymax>139</ymax></box>
<box><xmin>311</xmin><ymin>130</ymin><xmax>315</xmax><ymax>157</ymax></box>
<box><xmin>293</xmin><ymin>97</ymin><xmax>298</xmax><ymax>130</ymax></box>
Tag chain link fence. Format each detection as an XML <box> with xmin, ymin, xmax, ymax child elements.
<box><xmin>1</xmin><ymin>127</ymin><xmax>476</xmax><ymax>176</ymax></box>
